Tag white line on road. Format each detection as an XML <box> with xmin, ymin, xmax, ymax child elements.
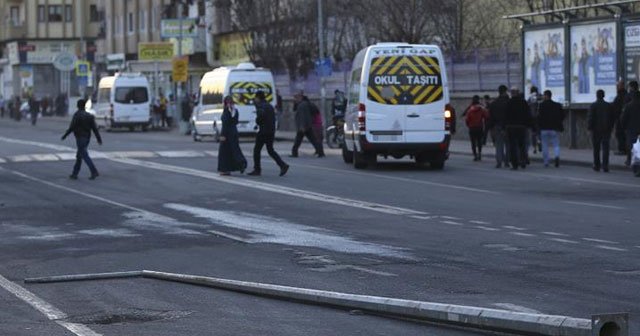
<box><xmin>155</xmin><ymin>150</ymin><xmax>206</xmax><ymax>158</ymax></box>
<box><xmin>440</xmin><ymin>216</ymin><xmax>461</xmax><ymax>220</ymax></box>
<box><xmin>548</xmin><ymin>238</ymin><xmax>579</xmax><ymax>244</ymax></box>
<box><xmin>475</xmin><ymin>225</ymin><xmax>500</xmax><ymax>231</ymax></box>
<box><xmin>208</xmin><ymin>230</ymin><xmax>253</xmax><ymax>244</ymax></box>
<box><xmin>0</xmin><ymin>158</ymin><xmax>5</xmax><ymax>163</ymax></box>
<box><xmin>503</xmin><ymin>225</ymin><xmax>527</xmax><ymax>231</ymax></box>
<box><xmin>0</xmin><ymin>136</ymin><xmax>75</xmax><ymax>151</ymax></box>
<box><xmin>562</xmin><ymin>201</ymin><xmax>626</xmax><ymax>210</ymax></box>
<box><xmin>0</xmin><ymin>274</ymin><xmax>100</xmax><ymax>336</ymax></box>
<box><xmin>542</xmin><ymin>231</ymin><xmax>569</xmax><ymax>237</ymax></box>
<box><xmin>469</xmin><ymin>220</ymin><xmax>490</xmax><ymax>225</ymax></box>
<box><xmin>510</xmin><ymin>232</ymin><xmax>536</xmax><ymax>237</ymax></box>
<box><xmin>595</xmin><ymin>245</ymin><xmax>628</xmax><ymax>252</ymax></box>
<box><xmin>112</xmin><ymin>158</ymin><xmax>427</xmax><ymax>216</ymax></box>
<box><xmin>441</xmin><ymin>220</ymin><xmax>464</xmax><ymax>226</ymax></box>
<box><xmin>582</xmin><ymin>238</ymin><xmax>620</xmax><ymax>245</ymax></box>
<box><xmin>410</xmin><ymin>215</ymin><xmax>434</xmax><ymax>220</ymax></box>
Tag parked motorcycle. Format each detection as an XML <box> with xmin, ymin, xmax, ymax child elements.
<box><xmin>326</xmin><ymin>115</ymin><xmax>345</xmax><ymax>149</ymax></box>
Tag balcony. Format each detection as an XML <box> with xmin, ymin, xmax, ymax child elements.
<box><xmin>0</xmin><ymin>21</ymin><xmax>27</xmax><ymax>41</ymax></box>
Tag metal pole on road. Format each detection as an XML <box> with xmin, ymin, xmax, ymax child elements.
<box><xmin>176</xmin><ymin>0</ymin><xmax>184</xmax><ymax>129</ymax></box>
<box><xmin>317</xmin><ymin>0</ymin><xmax>326</xmax><ymax>119</ymax></box>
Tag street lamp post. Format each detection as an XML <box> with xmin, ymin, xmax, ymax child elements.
<box><xmin>176</xmin><ymin>0</ymin><xmax>184</xmax><ymax>128</ymax></box>
<box><xmin>317</xmin><ymin>0</ymin><xmax>326</xmax><ymax>120</ymax></box>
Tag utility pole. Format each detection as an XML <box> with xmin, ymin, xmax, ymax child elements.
<box><xmin>176</xmin><ymin>0</ymin><xmax>184</xmax><ymax>128</ymax></box>
<box><xmin>317</xmin><ymin>0</ymin><xmax>326</xmax><ymax>121</ymax></box>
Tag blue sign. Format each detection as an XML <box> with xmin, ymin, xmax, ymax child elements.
<box><xmin>315</xmin><ymin>58</ymin><xmax>332</xmax><ymax>77</ymax></box>
<box><xmin>77</xmin><ymin>76</ymin><xmax>88</xmax><ymax>87</ymax></box>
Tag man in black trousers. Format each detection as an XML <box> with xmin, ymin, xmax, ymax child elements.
<box><xmin>61</xmin><ymin>99</ymin><xmax>102</xmax><ymax>180</ymax></box>
<box><xmin>588</xmin><ymin>90</ymin><xmax>614</xmax><ymax>172</ymax></box>
<box><xmin>248</xmin><ymin>91</ymin><xmax>289</xmax><ymax>177</ymax></box>
<box><xmin>290</xmin><ymin>92</ymin><xmax>324</xmax><ymax>157</ymax></box>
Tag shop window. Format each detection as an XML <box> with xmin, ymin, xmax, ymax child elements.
<box><xmin>48</xmin><ymin>5</ymin><xmax>63</xmax><ymax>22</ymax></box>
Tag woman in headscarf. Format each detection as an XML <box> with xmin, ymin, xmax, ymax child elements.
<box><xmin>217</xmin><ymin>96</ymin><xmax>247</xmax><ymax>175</ymax></box>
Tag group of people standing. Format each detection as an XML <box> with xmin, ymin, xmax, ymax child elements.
<box><xmin>463</xmin><ymin>80</ymin><xmax>640</xmax><ymax>173</ymax></box>
<box><xmin>0</xmin><ymin>93</ymin><xmax>68</xmax><ymax>124</ymax></box>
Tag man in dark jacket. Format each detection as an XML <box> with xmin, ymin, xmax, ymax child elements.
<box><xmin>621</xmin><ymin>90</ymin><xmax>640</xmax><ymax>166</ymax></box>
<box><xmin>505</xmin><ymin>88</ymin><xmax>533</xmax><ymax>170</ymax></box>
<box><xmin>611</xmin><ymin>81</ymin><xmax>627</xmax><ymax>155</ymax></box>
<box><xmin>248</xmin><ymin>91</ymin><xmax>289</xmax><ymax>176</ymax></box>
<box><xmin>291</xmin><ymin>93</ymin><xmax>324</xmax><ymax>157</ymax></box>
<box><xmin>488</xmin><ymin>85</ymin><xmax>510</xmax><ymax>168</ymax></box>
<box><xmin>588</xmin><ymin>90</ymin><xmax>614</xmax><ymax>172</ymax></box>
<box><xmin>61</xmin><ymin>99</ymin><xmax>102</xmax><ymax>180</ymax></box>
<box><xmin>537</xmin><ymin>90</ymin><xmax>564</xmax><ymax>168</ymax></box>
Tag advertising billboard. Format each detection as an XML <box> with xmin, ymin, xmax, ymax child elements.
<box><xmin>524</xmin><ymin>27</ymin><xmax>566</xmax><ymax>102</ymax></box>
<box><xmin>570</xmin><ymin>22</ymin><xmax>617</xmax><ymax>103</ymax></box>
<box><xmin>624</xmin><ymin>23</ymin><xmax>640</xmax><ymax>83</ymax></box>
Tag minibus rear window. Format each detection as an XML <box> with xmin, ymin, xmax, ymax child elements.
<box><xmin>114</xmin><ymin>87</ymin><xmax>149</xmax><ymax>104</ymax></box>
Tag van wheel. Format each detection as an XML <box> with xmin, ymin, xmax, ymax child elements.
<box><xmin>342</xmin><ymin>146</ymin><xmax>353</xmax><ymax>164</ymax></box>
<box><xmin>430</xmin><ymin>159</ymin><xmax>445</xmax><ymax>170</ymax></box>
<box><xmin>353</xmin><ymin>149</ymin><xmax>369</xmax><ymax>169</ymax></box>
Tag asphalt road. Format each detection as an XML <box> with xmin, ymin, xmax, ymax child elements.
<box><xmin>0</xmin><ymin>116</ymin><xmax>638</xmax><ymax>336</ymax></box>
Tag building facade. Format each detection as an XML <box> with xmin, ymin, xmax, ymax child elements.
<box><xmin>0</xmin><ymin>0</ymin><xmax>101</xmax><ymax>99</ymax></box>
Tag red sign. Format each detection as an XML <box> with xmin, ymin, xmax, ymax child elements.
<box><xmin>19</xmin><ymin>45</ymin><xmax>36</xmax><ymax>52</ymax></box>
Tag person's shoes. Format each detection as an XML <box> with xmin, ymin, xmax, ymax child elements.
<box><xmin>495</xmin><ymin>163</ymin><xmax>502</xmax><ymax>168</ymax></box>
<box><xmin>247</xmin><ymin>170</ymin><xmax>261</xmax><ymax>176</ymax></box>
<box><xmin>89</xmin><ymin>173</ymin><xmax>99</xmax><ymax>180</ymax></box>
<box><xmin>279</xmin><ymin>164</ymin><xmax>290</xmax><ymax>177</ymax></box>
<box><xmin>554</xmin><ymin>157</ymin><xmax>560</xmax><ymax>168</ymax></box>
<box><xmin>316</xmin><ymin>153</ymin><xmax>325</xmax><ymax>158</ymax></box>
<box><xmin>593</xmin><ymin>166</ymin><xmax>601</xmax><ymax>172</ymax></box>
<box><xmin>603</xmin><ymin>167</ymin><xmax>610</xmax><ymax>173</ymax></box>
<box><xmin>520</xmin><ymin>164</ymin><xmax>526</xmax><ymax>169</ymax></box>
<box><xmin>511</xmin><ymin>166</ymin><xmax>518</xmax><ymax>170</ymax></box>
<box><xmin>69</xmin><ymin>175</ymin><xmax>78</xmax><ymax>180</ymax></box>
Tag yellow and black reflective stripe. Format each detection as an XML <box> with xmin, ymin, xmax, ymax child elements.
<box><xmin>367</xmin><ymin>55</ymin><xmax>443</xmax><ymax>105</ymax></box>
<box><xmin>229</xmin><ymin>82</ymin><xmax>273</xmax><ymax>105</ymax></box>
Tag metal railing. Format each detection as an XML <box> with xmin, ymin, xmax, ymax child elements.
<box><xmin>446</xmin><ymin>48</ymin><xmax>522</xmax><ymax>92</ymax></box>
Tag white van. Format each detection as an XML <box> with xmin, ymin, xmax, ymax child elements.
<box><xmin>343</xmin><ymin>43</ymin><xmax>453</xmax><ymax>169</ymax></box>
<box><xmin>191</xmin><ymin>62</ymin><xmax>276</xmax><ymax>141</ymax></box>
<box><xmin>94</xmin><ymin>73</ymin><xmax>151</xmax><ymax>131</ymax></box>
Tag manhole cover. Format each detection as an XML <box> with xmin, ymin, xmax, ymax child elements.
<box><xmin>63</xmin><ymin>308</ymin><xmax>192</xmax><ymax>325</ymax></box>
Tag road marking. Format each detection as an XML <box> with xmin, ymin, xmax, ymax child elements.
<box><xmin>155</xmin><ymin>150</ymin><xmax>206</xmax><ymax>158</ymax></box>
<box><xmin>104</xmin><ymin>151</ymin><xmax>157</xmax><ymax>159</ymax></box>
<box><xmin>166</xmin><ymin>203</ymin><xmax>414</xmax><ymax>259</ymax></box>
<box><xmin>208</xmin><ymin>230</ymin><xmax>253</xmax><ymax>243</ymax></box>
<box><xmin>475</xmin><ymin>225</ymin><xmax>500</xmax><ymax>231</ymax></box>
<box><xmin>542</xmin><ymin>231</ymin><xmax>569</xmax><ymax>237</ymax></box>
<box><xmin>595</xmin><ymin>245</ymin><xmax>628</xmax><ymax>252</ymax></box>
<box><xmin>55</xmin><ymin>152</ymin><xmax>77</xmax><ymax>160</ymax></box>
<box><xmin>0</xmin><ymin>136</ymin><xmax>75</xmax><ymax>151</ymax></box>
<box><xmin>292</xmin><ymin>162</ymin><xmax>499</xmax><ymax>194</ymax></box>
<box><xmin>441</xmin><ymin>220</ymin><xmax>464</xmax><ymax>226</ymax></box>
<box><xmin>112</xmin><ymin>158</ymin><xmax>427</xmax><ymax>216</ymax></box>
<box><xmin>493</xmin><ymin>303</ymin><xmax>542</xmax><ymax>314</ymax></box>
<box><xmin>582</xmin><ymin>238</ymin><xmax>620</xmax><ymax>245</ymax></box>
<box><xmin>31</xmin><ymin>154</ymin><xmax>60</xmax><ymax>161</ymax></box>
<box><xmin>440</xmin><ymin>216</ymin><xmax>461</xmax><ymax>220</ymax></box>
<box><xmin>410</xmin><ymin>215</ymin><xmax>433</xmax><ymax>220</ymax></box>
<box><xmin>0</xmin><ymin>274</ymin><xmax>101</xmax><ymax>336</ymax></box>
<box><xmin>503</xmin><ymin>225</ymin><xmax>527</xmax><ymax>231</ymax></box>
<box><xmin>562</xmin><ymin>201</ymin><xmax>625</xmax><ymax>210</ymax></box>
<box><xmin>469</xmin><ymin>220</ymin><xmax>490</xmax><ymax>225</ymax></box>
<box><xmin>548</xmin><ymin>238</ymin><xmax>579</xmax><ymax>244</ymax></box>
<box><xmin>7</xmin><ymin>155</ymin><xmax>33</xmax><ymax>162</ymax></box>
<box><xmin>510</xmin><ymin>232</ymin><xmax>536</xmax><ymax>237</ymax></box>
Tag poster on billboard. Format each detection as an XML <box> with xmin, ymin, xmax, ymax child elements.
<box><xmin>624</xmin><ymin>23</ymin><xmax>640</xmax><ymax>83</ymax></box>
<box><xmin>570</xmin><ymin>22</ymin><xmax>617</xmax><ymax>103</ymax></box>
<box><xmin>524</xmin><ymin>27</ymin><xmax>566</xmax><ymax>102</ymax></box>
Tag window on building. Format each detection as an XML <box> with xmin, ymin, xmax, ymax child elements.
<box><xmin>10</xmin><ymin>6</ymin><xmax>20</xmax><ymax>26</ymax></box>
<box><xmin>64</xmin><ymin>5</ymin><xmax>72</xmax><ymax>22</ymax></box>
<box><xmin>48</xmin><ymin>5</ymin><xmax>63</xmax><ymax>22</ymax></box>
<box><xmin>128</xmin><ymin>12</ymin><xmax>133</xmax><ymax>33</ymax></box>
<box><xmin>90</xmin><ymin>5</ymin><xmax>100</xmax><ymax>22</ymax></box>
<box><xmin>139</xmin><ymin>11</ymin><xmax>145</xmax><ymax>31</ymax></box>
<box><xmin>37</xmin><ymin>5</ymin><xmax>46</xmax><ymax>22</ymax></box>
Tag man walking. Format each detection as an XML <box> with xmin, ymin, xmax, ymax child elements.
<box><xmin>588</xmin><ymin>90</ymin><xmax>614</xmax><ymax>172</ymax></box>
<box><xmin>505</xmin><ymin>87</ymin><xmax>533</xmax><ymax>170</ymax></box>
<box><xmin>621</xmin><ymin>88</ymin><xmax>640</xmax><ymax>167</ymax></box>
<box><xmin>488</xmin><ymin>85</ymin><xmax>510</xmax><ymax>168</ymax></box>
<box><xmin>537</xmin><ymin>90</ymin><xmax>564</xmax><ymax>168</ymax></box>
<box><xmin>61</xmin><ymin>99</ymin><xmax>102</xmax><ymax>180</ymax></box>
<box><xmin>291</xmin><ymin>93</ymin><xmax>324</xmax><ymax>157</ymax></box>
<box><xmin>248</xmin><ymin>91</ymin><xmax>289</xmax><ymax>177</ymax></box>
<box><xmin>28</xmin><ymin>95</ymin><xmax>39</xmax><ymax>126</ymax></box>
<box><xmin>612</xmin><ymin>81</ymin><xmax>627</xmax><ymax>155</ymax></box>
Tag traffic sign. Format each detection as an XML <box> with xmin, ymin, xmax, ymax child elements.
<box><xmin>315</xmin><ymin>58</ymin><xmax>332</xmax><ymax>77</ymax></box>
<box><xmin>161</xmin><ymin>19</ymin><xmax>198</xmax><ymax>38</ymax></box>
<box><xmin>53</xmin><ymin>51</ymin><xmax>77</xmax><ymax>71</ymax></box>
<box><xmin>172</xmin><ymin>56</ymin><xmax>189</xmax><ymax>82</ymax></box>
<box><xmin>138</xmin><ymin>42</ymin><xmax>174</xmax><ymax>61</ymax></box>
<box><xmin>75</xmin><ymin>61</ymin><xmax>90</xmax><ymax>77</ymax></box>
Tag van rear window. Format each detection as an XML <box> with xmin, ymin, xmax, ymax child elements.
<box><xmin>367</xmin><ymin>55</ymin><xmax>443</xmax><ymax>105</ymax></box>
<box><xmin>97</xmin><ymin>88</ymin><xmax>110</xmax><ymax>104</ymax></box>
<box><xmin>114</xmin><ymin>87</ymin><xmax>148</xmax><ymax>104</ymax></box>
<box><xmin>229</xmin><ymin>82</ymin><xmax>273</xmax><ymax>105</ymax></box>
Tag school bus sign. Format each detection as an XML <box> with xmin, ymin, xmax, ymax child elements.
<box><xmin>138</xmin><ymin>42</ymin><xmax>174</xmax><ymax>61</ymax></box>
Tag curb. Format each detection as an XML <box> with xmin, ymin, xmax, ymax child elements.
<box><xmin>25</xmin><ymin>270</ymin><xmax>628</xmax><ymax>336</ymax></box>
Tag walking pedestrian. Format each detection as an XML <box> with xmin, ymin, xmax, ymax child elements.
<box><xmin>527</xmin><ymin>86</ymin><xmax>542</xmax><ymax>155</ymax></box>
<box><xmin>505</xmin><ymin>88</ymin><xmax>533</xmax><ymax>170</ymax></box>
<box><xmin>217</xmin><ymin>96</ymin><xmax>247</xmax><ymax>176</ymax></box>
<box><xmin>159</xmin><ymin>92</ymin><xmax>169</xmax><ymax>128</ymax></box>
<box><xmin>275</xmin><ymin>90</ymin><xmax>283</xmax><ymax>130</ymax></box>
<box><xmin>481</xmin><ymin>95</ymin><xmax>492</xmax><ymax>145</ymax></box>
<box><xmin>621</xmin><ymin>87</ymin><xmax>640</xmax><ymax>167</ymax></box>
<box><xmin>181</xmin><ymin>94</ymin><xmax>193</xmax><ymax>135</ymax></box>
<box><xmin>612</xmin><ymin>81</ymin><xmax>628</xmax><ymax>155</ymax></box>
<box><xmin>13</xmin><ymin>96</ymin><xmax>22</xmax><ymax>121</ymax></box>
<box><xmin>464</xmin><ymin>95</ymin><xmax>489</xmax><ymax>161</ymax></box>
<box><xmin>61</xmin><ymin>99</ymin><xmax>102</xmax><ymax>180</ymax></box>
<box><xmin>311</xmin><ymin>102</ymin><xmax>324</xmax><ymax>151</ymax></box>
<box><xmin>588</xmin><ymin>90</ymin><xmax>614</xmax><ymax>172</ymax></box>
<box><xmin>488</xmin><ymin>85</ymin><xmax>510</xmax><ymax>168</ymax></box>
<box><xmin>28</xmin><ymin>95</ymin><xmax>39</xmax><ymax>126</ymax></box>
<box><xmin>290</xmin><ymin>93</ymin><xmax>324</xmax><ymax>157</ymax></box>
<box><xmin>0</xmin><ymin>95</ymin><xmax>5</xmax><ymax>118</ymax></box>
<box><xmin>537</xmin><ymin>90</ymin><xmax>564</xmax><ymax>168</ymax></box>
<box><xmin>248</xmin><ymin>91</ymin><xmax>289</xmax><ymax>176</ymax></box>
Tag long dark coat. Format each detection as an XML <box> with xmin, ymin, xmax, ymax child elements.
<box><xmin>217</xmin><ymin>106</ymin><xmax>247</xmax><ymax>172</ymax></box>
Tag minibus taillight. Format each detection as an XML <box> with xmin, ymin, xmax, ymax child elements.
<box><xmin>444</xmin><ymin>104</ymin><xmax>453</xmax><ymax>131</ymax></box>
<box><xmin>357</xmin><ymin>103</ymin><xmax>366</xmax><ymax>131</ymax></box>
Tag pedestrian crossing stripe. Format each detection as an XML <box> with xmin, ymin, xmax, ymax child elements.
<box><xmin>229</xmin><ymin>82</ymin><xmax>274</xmax><ymax>106</ymax></box>
<box><xmin>367</xmin><ymin>55</ymin><xmax>443</xmax><ymax>105</ymax></box>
